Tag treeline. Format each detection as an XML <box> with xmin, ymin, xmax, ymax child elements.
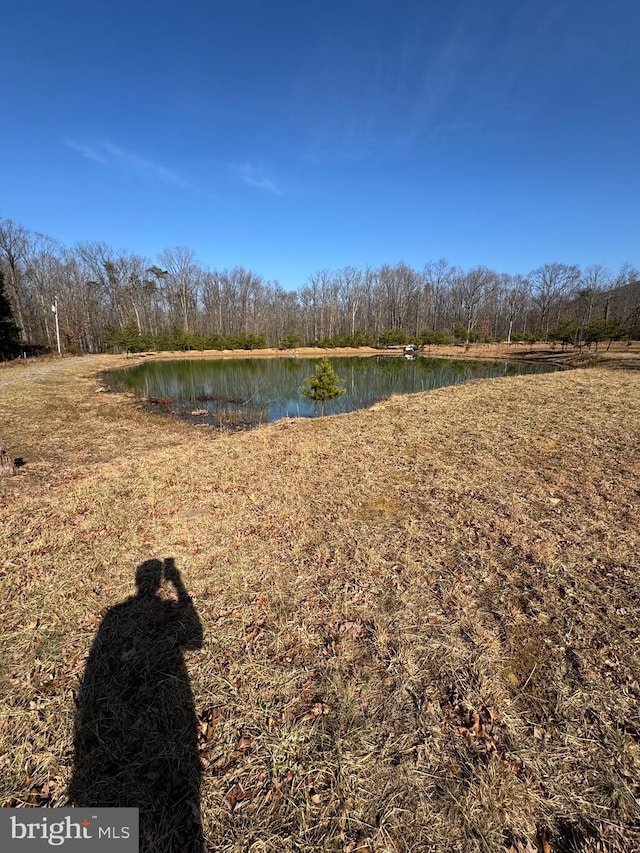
<box><xmin>1</xmin><ymin>216</ymin><xmax>639</xmax><ymax>356</ymax></box>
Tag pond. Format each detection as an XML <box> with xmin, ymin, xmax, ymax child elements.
<box><xmin>103</xmin><ymin>355</ymin><xmax>557</xmax><ymax>430</ymax></box>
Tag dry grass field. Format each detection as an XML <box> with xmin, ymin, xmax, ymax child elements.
<box><xmin>1</xmin><ymin>348</ymin><xmax>639</xmax><ymax>852</ymax></box>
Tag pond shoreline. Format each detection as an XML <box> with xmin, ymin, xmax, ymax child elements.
<box><xmin>103</xmin><ymin>353</ymin><xmax>559</xmax><ymax>431</ymax></box>
<box><xmin>98</xmin><ymin>339</ymin><xmax>640</xmax><ymax>371</ymax></box>
<box><xmin>2</xmin><ymin>341</ymin><xmax>639</xmax><ymax>388</ymax></box>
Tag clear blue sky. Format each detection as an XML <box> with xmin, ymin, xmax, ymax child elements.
<box><xmin>2</xmin><ymin>0</ymin><xmax>638</xmax><ymax>289</ymax></box>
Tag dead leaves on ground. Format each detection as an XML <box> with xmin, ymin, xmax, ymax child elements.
<box><xmin>443</xmin><ymin>702</ymin><xmax>526</xmax><ymax>777</ymax></box>
<box><xmin>7</xmin><ymin>775</ymin><xmax>63</xmax><ymax>808</ymax></box>
<box><xmin>339</xmin><ymin>619</ymin><xmax>365</xmax><ymax>640</ymax></box>
<box><xmin>220</xmin><ymin>767</ymin><xmax>301</xmax><ymax>814</ymax></box>
<box><xmin>505</xmin><ymin>828</ymin><xmax>551</xmax><ymax>853</ymax></box>
<box><xmin>300</xmin><ymin>701</ymin><xmax>331</xmax><ymax>722</ymax></box>
<box><xmin>197</xmin><ymin>699</ymin><xmax>334</xmax><ymax>817</ymax></box>
<box><xmin>197</xmin><ymin>707</ymin><xmax>255</xmax><ymax>774</ymax></box>
<box><xmin>220</xmin><ymin>767</ymin><xmax>334</xmax><ymax>816</ymax></box>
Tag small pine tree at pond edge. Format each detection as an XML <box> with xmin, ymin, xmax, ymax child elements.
<box><xmin>300</xmin><ymin>357</ymin><xmax>345</xmax><ymax>415</ymax></box>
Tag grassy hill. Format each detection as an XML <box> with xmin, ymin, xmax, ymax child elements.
<box><xmin>1</xmin><ymin>352</ymin><xmax>639</xmax><ymax>852</ymax></box>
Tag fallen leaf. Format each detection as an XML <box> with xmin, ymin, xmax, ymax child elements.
<box><xmin>302</xmin><ymin>702</ymin><xmax>331</xmax><ymax>722</ymax></box>
<box><xmin>237</xmin><ymin>736</ymin><xmax>254</xmax><ymax>754</ymax></box>
<box><xmin>340</xmin><ymin>620</ymin><xmax>364</xmax><ymax>639</ymax></box>
<box><xmin>222</xmin><ymin>782</ymin><xmax>246</xmax><ymax>812</ymax></box>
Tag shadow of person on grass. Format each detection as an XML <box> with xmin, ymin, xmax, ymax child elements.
<box><xmin>69</xmin><ymin>558</ymin><xmax>204</xmax><ymax>852</ymax></box>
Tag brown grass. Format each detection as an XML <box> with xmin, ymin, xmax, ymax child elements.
<box><xmin>1</xmin><ymin>352</ymin><xmax>639</xmax><ymax>852</ymax></box>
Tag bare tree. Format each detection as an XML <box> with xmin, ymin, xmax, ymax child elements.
<box><xmin>569</xmin><ymin>264</ymin><xmax>612</xmax><ymax>337</ymax></box>
<box><xmin>501</xmin><ymin>275</ymin><xmax>530</xmax><ymax>342</ymax></box>
<box><xmin>2</xmin><ymin>213</ymin><xmax>639</xmax><ymax>352</ymax></box>
<box><xmin>301</xmin><ymin>270</ymin><xmax>334</xmax><ymax>341</ymax></box>
<box><xmin>23</xmin><ymin>233</ymin><xmax>65</xmax><ymax>348</ymax></box>
<box><xmin>157</xmin><ymin>247</ymin><xmax>201</xmax><ymax>334</ymax></box>
<box><xmin>423</xmin><ymin>259</ymin><xmax>456</xmax><ymax>332</ymax></box>
<box><xmin>454</xmin><ymin>266</ymin><xmax>498</xmax><ymax>342</ymax></box>
<box><xmin>336</xmin><ymin>266</ymin><xmax>364</xmax><ymax>339</ymax></box>
<box><xmin>529</xmin><ymin>262</ymin><xmax>581</xmax><ymax>336</ymax></box>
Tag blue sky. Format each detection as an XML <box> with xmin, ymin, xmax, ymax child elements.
<box><xmin>2</xmin><ymin>0</ymin><xmax>638</xmax><ymax>289</ymax></box>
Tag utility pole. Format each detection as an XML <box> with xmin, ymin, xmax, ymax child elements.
<box><xmin>52</xmin><ymin>297</ymin><xmax>62</xmax><ymax>356</ymax></box>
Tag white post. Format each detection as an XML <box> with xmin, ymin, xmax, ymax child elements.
<box><xmin>52</xmin><ymin>297</ymin><xmax>62</xmax><ymax>356</ymax></box>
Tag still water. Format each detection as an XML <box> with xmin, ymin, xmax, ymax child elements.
<box><xmin>104</xmin><ymin>356</ymin><xmax>556</xmax><ymax>429</ymax></box>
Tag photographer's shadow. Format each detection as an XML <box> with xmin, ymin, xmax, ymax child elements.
<box><xmin>69</xmin><ymin>558</ymin><xmax>203</xmax><ymax>852</ymax></box>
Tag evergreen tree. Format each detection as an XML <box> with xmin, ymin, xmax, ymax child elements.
<box><xmin>584</xmin><ymin>319</ymin><xmax>625</xmax><ymax>352</ymax></box>
<box><xmin>549</xmin><ymin>318</ymin><xmax>580</xmax><ymax>351</ymax></box>
<box><xmin>300</xmin><ymin>357</ymin><xmax>345</xmax><ymax>415</ymax></box>
<box><xmin>0</xmin><ymin>269</ymin><xmax>21</xmax><ymax>359</ymax></box>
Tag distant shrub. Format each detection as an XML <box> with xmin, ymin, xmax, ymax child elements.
<box><xmin>419</xmin><ymin>330</ymin><xmax>453</xmax><ymax>346</ymax></box>
<box><xmin>205</xmin><ymin>334</ymin><xmax>227</xmax><ymax>351</ymax></box>
<box><xmin>279</xmin><ymin>334</ymin><xmax>304</xmax><ymax>349</ymax></box>
<box><xmin>376</xmin><ymin>328</ymin><xmax>408</xmax><ymax>347</ymax></box>
<box><xmin>310</xmin><ymin>332</ymin><xmax>374</xmax><ymax>348</ymax></box>
<box><xmin>228</xmin><ymin>333</ymin><xmax>267</xmax><ymax>350</ymax></box>
<box><xmin>510</xmin><ymin>332</ymin><xmax>539</xmax><ymax>344</ymax></box>
<box><xmin>343</xmin><ymin>331</ymin><xmax>374</xmax><ymax>347</ymax></box>
<box><xmin>315</xmin><ymin>336</ymin><xmax>341</xmax><ymax>349</ymax></box>
<box><xmin>104</xmin><ymin>325</ymin><xmax>152</xmax><ymax>353</ymax></box>
<box><xmin>452</xmin><ymin>325</ymin><xmax>473</xmax><ymax>343</ymax></box>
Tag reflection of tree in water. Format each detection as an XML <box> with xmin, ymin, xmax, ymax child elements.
<box><xmin>69</xmin><ymin>559</ymin><xmax>203</xmax><ymax>852</ymax></box>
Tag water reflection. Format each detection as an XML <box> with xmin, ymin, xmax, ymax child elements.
<box><xmin>104</xmin><ymin>356</ymin><xmax>556</xmax><ymax>430</ymax></box>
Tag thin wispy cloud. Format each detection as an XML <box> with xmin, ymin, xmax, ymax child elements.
<box><xmin>65</xmin><ymin>139</ymin><xmax>111</xmax><ymax>168</ymax></box>
<box><xmin>65</xmin><ymin>139</ymin><xmax>186</xmax><ymax>188</ymax></box>
<box><xmin>232</xmin><ymin>161</ymin><xmax>284</xmax><ymax>195</ymax></box>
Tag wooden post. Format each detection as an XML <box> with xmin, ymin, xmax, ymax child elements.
<box><xmin>0</xmin><ymin>448</ymin><xmax>16</xmax><ymax>476</ymax></box>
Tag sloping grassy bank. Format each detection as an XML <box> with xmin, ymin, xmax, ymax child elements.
<box><xmin>1</xmin><ymin>357</ymin><xmax>639</xmax><ymax>852</ymax></box>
